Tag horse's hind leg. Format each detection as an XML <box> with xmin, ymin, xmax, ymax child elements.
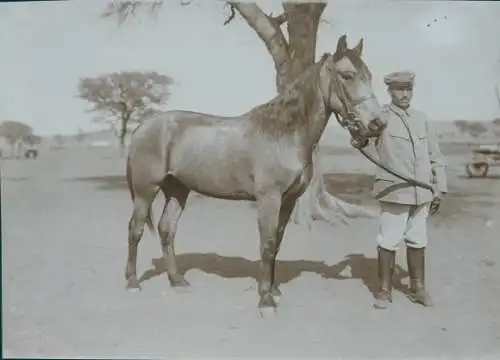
<box><xmin>270</xmin><ymin>195</ymin><xmax>299</xmax><ymax>300</ymax></box>
<box><xmin>126</xmin><ymin>191</ymin><xmax>157</xmax><ymax>290</ymax></box>
<box><xmin>158</xmin><ymin>176</ymin><xmax>190</xmax><ymax>287</ymax></box>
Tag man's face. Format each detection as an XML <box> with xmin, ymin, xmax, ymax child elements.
<box><xmin>388</xmin><ymin>85</ymin><xmax>413</xmax><ymax>109</ymax></box>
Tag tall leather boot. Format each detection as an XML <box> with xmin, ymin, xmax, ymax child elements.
<box><xmin>374</xmin><ymin>246</ymin><xmax>396</xmax><ymax>309</ymax></box>
<box><xmin>406</xmin><ymin>246</ymin><xmax>433</xmax><ymax>307</ymax></box>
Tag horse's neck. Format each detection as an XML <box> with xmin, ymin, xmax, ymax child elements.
<box><xmin>301</xmin><ymin>88</ymin><xmax>331</xmax><ymax>150</ymax></box>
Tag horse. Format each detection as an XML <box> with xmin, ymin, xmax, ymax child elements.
<box><xmin>124</xmin><ymin>34</ymin><xmax>385</xmax><ymax>310</ymax></box>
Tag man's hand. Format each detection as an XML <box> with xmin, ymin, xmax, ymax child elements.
<box><xmin>430</xmin><ymin>191</ymin><xmax>445</xmax><ymax>216</ymax></box>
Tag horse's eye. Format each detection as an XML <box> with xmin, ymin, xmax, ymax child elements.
<box><xmin>341</xmin><ymin>72</ymin><xmax>355</xmax><ymax>80</ymax></box>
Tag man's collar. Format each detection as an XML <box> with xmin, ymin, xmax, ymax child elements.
<box><xmin>389</xmin><ymin>103</ymin><xmax>411</xmax><ymax>117</ymax></box>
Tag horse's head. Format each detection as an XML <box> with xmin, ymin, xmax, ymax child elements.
<box><xmin>319</xmin><ymin>35</ymin><xmax>386</xmax><ymax>148</ymax></box>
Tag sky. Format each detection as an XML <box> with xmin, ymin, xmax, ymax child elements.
<box><xmin>1</xmin><ymin>0</ymin><xmax>500</xmax><ymax>136</ymax></box>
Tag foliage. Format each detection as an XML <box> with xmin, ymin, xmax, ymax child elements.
<box><xmin>75</xmin><ymin>127</ymin><xmax>87</xmax><ymax>143</ymax></box>
<box><xmin>77</xmin><ymin>70</ymin><xmax>174</xmax><ymax>148</ymax></box>
<box><xmin>54</xmin><ymin>134</ymin><xmax>65</xmax><ymax>147</ymax></box>
<box><xmin>0</xmin><ymin>120</ymin><xmax>34</xmax><ymax>145</ymax></box>
<box><xmin>23</xmin><ymin>134</ymin><xmax>43</xmax><ymax>146</ymax></box>
<box><xmin>453</xmin><ymin>120</ymin><xmax>488</xmax><ymax>138</ymax></box>
<box><xmin>466</xmin><ymin>122</ymin><xmax>488</xmax><ymax>138</ymax></box>
<box><xmin>492</xmin><ymin>118</ymin><xmax>500</xmax><ymax>137</ymax></box>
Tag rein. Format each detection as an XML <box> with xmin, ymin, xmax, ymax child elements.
<box><xmin>328</xmin><ymin>67</ymin><xmax>435</xmax><ymax>195</ymax></box>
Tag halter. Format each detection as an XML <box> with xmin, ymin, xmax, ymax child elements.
<box><xmin>325</xmin><ymin>60</ymin><xmax>377</xmax><ymax>149</ymax></box>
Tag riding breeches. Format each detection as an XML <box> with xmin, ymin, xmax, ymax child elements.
<box><xmin>376</xmin><ymin>201</ymin><xmax>430</xmax><ymax>251</ymax></box>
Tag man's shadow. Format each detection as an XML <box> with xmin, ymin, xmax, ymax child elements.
<box><xmin>139</xmin><ymin>253</ymin><xmax>410</xmax><ymax>297</ymax></box>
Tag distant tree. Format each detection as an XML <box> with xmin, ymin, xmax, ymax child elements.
<box><xmin>54</xmin><ymin>134</ymin><xmax>65</xmax><ymax>147</ymax></box>
<box><xmin>0</xmin><ymin>120</ymin><xmax>34</xmax><ymax>158</ymax></box>
<box><xmin>466</xmin><ymin>122</ymin><xmax>488</xmax><ymax>139</ymax></box>
<box><xmin>492</xmin><ymin>118</ymin><xmax>500</xmax><ymax>138</ymax></box>
<box><xmin>75</xmin><ymin>127</ymin><xmax>87</xmax><ymax>143</ymax></box>
<box><xmin>453</xmin><ymin>120</ymin><xmax>488</xmax><ymax>141</ymax></box>
<box><xmin>23</xmin><ymin>134</ymin><xmax>43</xmax><ymax>146</ymax></box>
<box><xmin>77</xmin><ymin>71</ymin><xmax>174</xmax><ymax>152</ymax></box>
<box><xmin>453</xmin><ymin>120</ymin><xmax>468</xmax><ymax>135</ymax></box>
<box><xmin>0</xmin><ymin>120</ymin><xmax>33</xmax><ymax>146</ymax></box>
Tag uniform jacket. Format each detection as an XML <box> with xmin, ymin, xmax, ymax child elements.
<box><xmin>372</xmin><ymin>104</ymin><xmax>448</xmax><ymax>205</ymax></box>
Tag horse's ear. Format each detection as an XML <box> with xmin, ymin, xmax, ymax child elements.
<box><xmin>352</xmin><ymin>38</ymin><xmax>364</xmax><ymax>57</ymax></box>
<box><xmin>335</xmin><ymin>34</ymin><xmax>348</xmax><ymax>55</ymax></box>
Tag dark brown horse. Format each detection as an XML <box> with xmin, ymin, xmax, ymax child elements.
<box><xmin>125</xmin><ymin>35</ymin><xmax>385</xmax><ymax>311</ymax></box>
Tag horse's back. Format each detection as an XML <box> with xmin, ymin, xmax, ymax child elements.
<box><xmin>128</xmin><ymin>110</ymin><xmax>255</xmax><ymax>197</ymax></box>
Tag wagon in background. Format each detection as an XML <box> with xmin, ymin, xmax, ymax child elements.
<box><xmin>465</xmin><ymin>143</ymin><xmax>500</xmax><ymax>177</ymax></box>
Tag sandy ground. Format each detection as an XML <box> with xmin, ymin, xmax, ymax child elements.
<box><xmin>2</xmin><ymin>145</ymin><xmax>500</xmax><ymax>359</ymax></box>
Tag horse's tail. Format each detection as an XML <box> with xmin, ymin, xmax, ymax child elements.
<box><xmin>126</xmin><ymin>155</ymin><xmax>155</xmax><ymax>235</ymax></box>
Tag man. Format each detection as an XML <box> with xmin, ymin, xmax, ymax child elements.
<box><xmin>372</xmin><ymin>71</ymin><xmax>447</xmax><ymax>309</ymax></box>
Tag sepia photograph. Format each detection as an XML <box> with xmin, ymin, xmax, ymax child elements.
<box><xmin>1</xmin><ymin>0</ymin><xmax>500</xmax><ymax>358</ymax></box>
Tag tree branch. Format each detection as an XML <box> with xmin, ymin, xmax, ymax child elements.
<box><xmin>223</xmin><ymin>3</ymin><xmax>237</xmax><ymax>26</ymax></box>
<box><xmin>227</xmin><ymin>2</ymin><xmax>290</xmax><ymax>87</ymax></box>
<box><xmin>267</xmin><ymin>12</ymin><xmax>287</xmax><ymax>27</ymax></box>
<box><xmin>100</xmin><ymin>0</ymin><xmax>164</xmax><ymax>25</ymax></box>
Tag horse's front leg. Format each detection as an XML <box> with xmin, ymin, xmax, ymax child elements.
<box><xmin>256</xmin><ymin>191</ymin><xmax>282</xmax><ymax>309</ymax></box>
<box><xmin>271</xmin><ymin>195</ymin><xmax>299</xmax><ymax>301</ymax></box>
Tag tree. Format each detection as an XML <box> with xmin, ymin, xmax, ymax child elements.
<box><xmin>0</xmin><ymin>120</ymin><xmax>33</xmax><ymax>146</ymax></box>
<box><xmin>23</xmin><ymin>134</ymin><xmax>43</xmax><ymax>146</ymax></box>
<box><xmin>77</xmin><ymin>70</ymin><xmax>174</xmax><ymax>153</ymax></box>
<box><xmin>75</xmin><ymin>127</ymin><xmax>87</xmax><ymax>144</ymax></box>
<box><xmin>0</xmin><ymin>120</ymin><xmax>34</xmax><ymax>158</ymax></box>
<box><xmin>453</xmin><ymin>119</ymin><xmax>468</xmax><ymax>135</ymax></box>
<box><xmin>454</xmin><ymin>120</ymin><xmax>488</xmax><ymax>141</ymax></box>
<box><xmin>466</xmin><ymin>122</ymin><xmax>488</xmax><ymax>139</ymax></box>
<box><xmin>100</xmin><ymin>0</ymin><xmax>376</xmax><ymax>227</ymax></box>
<box><xmin>54</xmin><ymin>134</ymin><xmax>65</xmax><ymax>148</ymax></box>
<box><xmin>491</xmin><ymin>118</ymin><xmax>500</xmax><ymax>138</ymax></box>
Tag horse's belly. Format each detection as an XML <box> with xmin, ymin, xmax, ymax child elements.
<box><xmin>169</xmin><ymin>129</ymin><xmax>255</xmax><ymax>200</ymax></box>
<box><xmin>285</xmin><ymin>162</ymin><xmax>314</xmax><ymax>198</ymax></box>
<box><xmin>175</xmin><ymin>164</ymin><xmax>255</xmax><ymax>200</ymax></box>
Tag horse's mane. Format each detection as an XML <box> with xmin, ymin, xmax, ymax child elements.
<box><xmin>248</xmin><ymin>53</ymin><xmax>330</xmax><ymax>136</ymax></box>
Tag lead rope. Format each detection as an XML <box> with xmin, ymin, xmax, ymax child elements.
<box><xmin>333</xmin><ymin>112</ymin><xmax>435</xmax><ymax>195</ymax></box>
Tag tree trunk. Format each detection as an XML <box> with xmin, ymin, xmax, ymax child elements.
<box><xmin>118</xmin><ymin>113</ymin><xmax>129</xmax><ymax>157</ymax></box>
<box><xmin>233</xmin><ymin>2</ymin><xmax>376</xmax><ymax>229</ymax></box>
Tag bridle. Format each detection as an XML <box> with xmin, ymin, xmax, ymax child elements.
<box><xmin>324</xmin><ymin>58</ymin><xmax>436</xmax><ymax>195</ymax></box>
<box><xmin>324</xmin><ymin>60</ymin><xmax>378</xmax><ymax>149</ymax></box>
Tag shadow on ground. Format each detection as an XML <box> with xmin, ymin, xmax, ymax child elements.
<box><xmin>139</xmin><ymin>253</ymin><xmax>411</xmax><ymax>298</ymax></box>
<box><xmin>68</xmin><ymin>175</ymin><xmax>127</xmax><ymax>191</ymax></box>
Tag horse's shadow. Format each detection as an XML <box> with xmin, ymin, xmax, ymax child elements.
<box><xmin>139</xmin><ymin>252</ymin><xmax>410</xmax><ymax>297</ymax></box>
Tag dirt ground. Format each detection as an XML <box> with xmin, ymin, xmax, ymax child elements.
<box><xmin>2</xmin><ymin>144</ymin><xmax>500</xmax><ymax>359</ymax></box>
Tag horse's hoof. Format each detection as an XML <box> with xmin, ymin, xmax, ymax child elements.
<box><xmin>259</xmin><ymin>295</ymin><xmax>278</xmax><ymax>319</ymax></box>
<box><xmin>259</xmin><ymin>306</ymin><xmax>278</xmax><ymax>319</ymax></box>
<box><xmin>126</xmin><ymin>280</ymin><xmax>142</xmax><ymax>292</ymax></box>
<box><xmin>373</xmin><ymin>295</ymin><xmax>391</xmax><ymax>309</ymax></box>
<box><xmin>258</xmin><ymin>294</ymin><xmax>277</xmax><ymax>309</ymax></box>
<box><xmin>169</xmin><ymin>275</ymin><xmax>190</xmax><ymax>288</ymax></box>
<box><xmin>271</xmin><ymin>286</ymin><xmax>282</xmax><ymax>304</ymax></box>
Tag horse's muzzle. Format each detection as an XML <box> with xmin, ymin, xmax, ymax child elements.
<box><xmin>368</xmin><ymin>117</ymin><xmax>386</xmax><ymax>134</ymax></box>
